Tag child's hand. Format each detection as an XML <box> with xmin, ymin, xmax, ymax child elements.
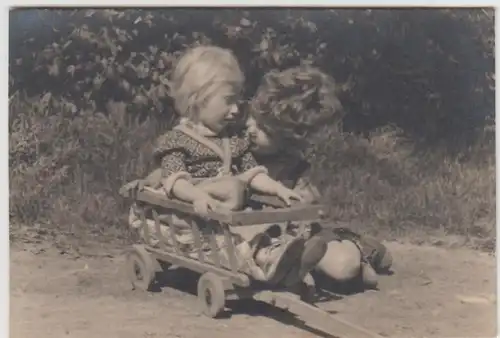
<box><xmin>277</xmin><ymin>187</ymin><xmax>304</xmax><ymax>206</ymax></box>
<box><xmin>193</xmin><ymin>195</ymin><xmax>221</xmax><ymax>217</ymax></box>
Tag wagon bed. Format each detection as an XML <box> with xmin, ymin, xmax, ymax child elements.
<box><xmin>124</xmin><ymin>187</ymin><xmax>327</xmax><ymax>225</ymax></box>
<box><xmin>120</xmin><ymin>183</ymin><xmax>382</xmax><ymax>338</ymax></box>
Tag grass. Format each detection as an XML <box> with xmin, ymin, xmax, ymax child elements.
<box><xmin>312</xmin><ymin>126</ymin><xmax>495</xmax><ymax>251</ymax></box>
<box><xmin>9</xmin><ymin>93</ymin><xmax>496</xmax><ymax>252</ymax></box>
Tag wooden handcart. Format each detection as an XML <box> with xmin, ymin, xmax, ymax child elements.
<box><xmin>120</xmin><ymin>185</ymin><xmax>381</xmax><ymax>338</ymax></box>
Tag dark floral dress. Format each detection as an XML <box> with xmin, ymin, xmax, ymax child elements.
<box><xmin>153</xmin><ymin>129</ymin><xmax>260</xmax><ymax>180</ymax></box>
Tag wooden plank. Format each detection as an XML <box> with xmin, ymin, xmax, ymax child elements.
<box><xmin>190</xmin><ymin>220</ymin><xmax>205</xmax><ymax>263</ymax></box>
<box><xmin>136</xmin><ymin>190</ymin><xmax>326</xmax><ymax>226</ymax></box>
<box><xmin>138</xmin><ymin>209</ymin><xmax>150</xmax><ymax>244</ymax></box>
<box><xmin>299</xmin><ymin>220</ymin><xmax>306</xmax><ymax>237</ymax></box>
<box><xmin>228</xmin><ymin>205</ymin><xmax>326</xmax><ymax>226</ymax></box>
<box><xmin>136</xmin><ymin>190</ymin><xmax>232</xmax><ymax>222</ymax></box>
<box><xmin>249</xmin><ymin>193</ymin><xmax>290</xmax><ymax>208</ymax></box>
<box><xmin>152</xmin><ymin>210</ymin><xmax>169</xmax><ymax>251</ymax></box>
<box><xmin>162</xmin><ymin>213</ymin><xmax>181</xmax><ymax>255</ymax></box>
<box><xmin>249</xmin><ymin>193</ymin><xmax>324</xmax><ymax>210</ymax></box>
<box><xmin>253</xmin><ymin>291</ymin><xmax>383</xmax><ymax>338</ymax></box>
<box><xmin>208</xmin><ymin>232</ymin><xmax>221</xmax><ymax>269</ymax></box>
<box><xmin>223</xmin><ymin>226</ymin><xmax>238</xmax><ymax>273</ymax></box>
<box><xmin>147</xmin><ymin>247</ymin><xmax>250</xmax><ymax>287</ymax></box>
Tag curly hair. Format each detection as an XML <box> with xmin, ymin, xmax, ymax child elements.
<box><xmin>249</xmin><ymin>65</ymin><xmax>343</xmax><ymax>150</ymax></box>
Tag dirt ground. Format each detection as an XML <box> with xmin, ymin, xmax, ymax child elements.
<box><xmin>10</xmin><ymin>238</ymin><xmax>497</xmax><ymax>338</ymax></box>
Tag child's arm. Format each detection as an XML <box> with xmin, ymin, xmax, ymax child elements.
<box><xmin>249</xmin><ymin>173</ymin><xmax>290</xmax><ymax>195</ymax></box>
<box><xmin>249</xmin><ymin>173</ymin><xmax>303</xmax><ymax>205</ymax></box>
<box><xmin>169</xmin><ymin>179</ymin><xmax>209</xmax><ymax>203</ymax></box>
<box><xmin>239</xmin><ymin>150</ymin><xmax>303</xmax><ymax>205</ymax></box>
<box><xmin>159</xmin><ymin>151</ymin><xmax>220</xmax><ymax>216</ymax></box>
<box><xmin>170</xmin><ymin>179</ymin><xmax>221</xmax><ymax>216</ymax></box>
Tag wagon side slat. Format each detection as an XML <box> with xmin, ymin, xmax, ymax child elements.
<box><xmin>152</xmin><ymin>209</ymin><xmax>169</xmax><ymax>251</ymax></box>
<box><xmin>208</xmin><ymin>231</ymin><xmax>222</xmax><ymax>269</ymax></box>
<box><xmin>223</xmin><ymin>225</ymin><xmax>238</xmax><ymax>273</ymax></box>
<box><xmin>139</xmin><ymin>209</ymin><xmax>150</xmax><ymax>243</ymax></box>
<box><xmin>147</xmin><ymin>247</ymin><xmax>250</xmax><ymax>287</ymax></box>
<box><xmin>136</xmin><ymin>189</ymin><xmax>232</xmax><ymax>222</ymax></box>
<box><xmin>162</xmin><ymin>214</ymin><xmax>182</xmax><ymax>255</ymax></box>
<box><xmin>228</xmin><ymin>207</ymin><xmax>324</xmax><ymax>226</ymax></box>
<box><xmin>135</xmin><ymin>189</ymin><xmax>325</xmax><ymax>226</ymax></box>
<box><xmin>190</xmin><ymin>220</ymin><xmax>205</xmax><ymax>263</ymax></box>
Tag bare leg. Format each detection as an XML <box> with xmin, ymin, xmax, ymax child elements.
<box><xmin>315</xmin><ymin>240</ymin><xmax>362</xmax><ymax>282</ymax></box>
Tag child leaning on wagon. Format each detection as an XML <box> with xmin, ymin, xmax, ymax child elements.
<box><xmin>246</xmin><ymin>65</ymin><xmax>393</xmax><ymax>289</ymax></box>
<box><xmin>126</xmin><ymin>45</ymin><xmax>327</xmax><ymax>286</ymax></box>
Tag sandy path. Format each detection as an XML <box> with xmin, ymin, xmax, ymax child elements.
<box><xmin>10</xmin><ymin>241</ymin><xmax>496</xmax><ymax>338</ymax></box>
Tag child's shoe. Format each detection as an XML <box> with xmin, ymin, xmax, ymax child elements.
<box><xmin>281</xmin><ymin>235</ymin><xmax>327</xmax><ymax>287</ymax></box>
<box><xmin>246</xmin><ymin>231</ymin><xmax>306</xmax><ymax>285</ymax></box>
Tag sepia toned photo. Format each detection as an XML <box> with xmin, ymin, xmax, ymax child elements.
<box><xmin>9</xmin><ymin>7</ymin><xmax>496</xmax><ymax>338</ymax></box>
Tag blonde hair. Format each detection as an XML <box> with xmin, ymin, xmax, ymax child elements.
<box><xmin>169</xmin><ymin>45</ymin><xmax>245</xmax><ymax>119</ymax></box>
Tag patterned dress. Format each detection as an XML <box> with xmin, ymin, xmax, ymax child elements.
<box><xmin>128</xmin><ymin>124</ymin><xmax>266</xmax><ymax>269</ymax></box>
<box><xmin>154</xmin><ymin>128</ymin><xmax>261</xmax><ymax>180</ymax></box>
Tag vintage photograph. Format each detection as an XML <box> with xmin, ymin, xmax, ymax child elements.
<box><xmin>9</xmin><ymin>7</ymin><xmax>496</xmax><ymax>338</ymax></box>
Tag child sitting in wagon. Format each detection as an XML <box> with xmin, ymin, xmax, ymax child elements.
<box><xmin>124</xmin><ymin>45</ymin><xmax>327</xmax><ymax>287</ymax></box>
<box><xmin>246</xmin><ymin>65</ymin><xmax>393</xmax><ymax>289</ymax></box>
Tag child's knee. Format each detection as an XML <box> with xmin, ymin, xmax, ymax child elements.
<box><xmin>315</xmin><ymin>240</ymin><xmax>362</xmax><ymax>282</ymax></box>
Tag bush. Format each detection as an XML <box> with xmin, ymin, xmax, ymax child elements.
<box><xmin>9</xmin><ymin>8</ymin><xmax>495</xmax><ymax>249</ymax></box>
<box><xmin>310</xmin><ymin>126</ymin><xmax>495</xmax><ymax>249</ymax></box>
<box><xmin>9</xmin><ymin>94</ymin><xmax>160</xmax><ymax>236</ymax></box>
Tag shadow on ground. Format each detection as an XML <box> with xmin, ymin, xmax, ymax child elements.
<box><xmin>151</xmin><ymin>267</ymin><xmax>350</xmax><ymax>337</ymax></box>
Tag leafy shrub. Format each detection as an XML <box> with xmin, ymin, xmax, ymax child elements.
<box><xmin>9</xmin><ymin>8</ymin><xmax>495</xmax><ymax>249</ymax></box>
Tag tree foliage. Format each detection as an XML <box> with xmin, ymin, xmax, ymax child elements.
<box><xmin>10</xmin><ymin>8</ymin><xmax>495</xmax><ymax>150</ymax></box>
<box><xmin>8</xmin><ymin>8</ymin><xmax>495</xmax><ymax>248</ymax></box>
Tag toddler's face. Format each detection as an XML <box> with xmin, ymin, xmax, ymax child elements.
<box><xmin>197</xmin><ymin>84</ymin><xmax>242</xmax><ymax>134</ymax></box>
<box><xmin>245</xmin><ymin>116</ymin><xmax>281</xmax><ymax>155</ymax></box>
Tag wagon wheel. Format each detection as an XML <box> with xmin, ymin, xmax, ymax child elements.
<box><xmin>299</xmin><ymin>273</ymin><xmax>316</xmax><ymax>304</ymax></box>
<box><xmin>126</xmin><ymin>245</ymin><xmax>156</xmax><ymax>291</ymax></box>
<box><xmin>197</xmin><ymin>272</ymin><xmax>226</xmax><ymax>318</ymax></box>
